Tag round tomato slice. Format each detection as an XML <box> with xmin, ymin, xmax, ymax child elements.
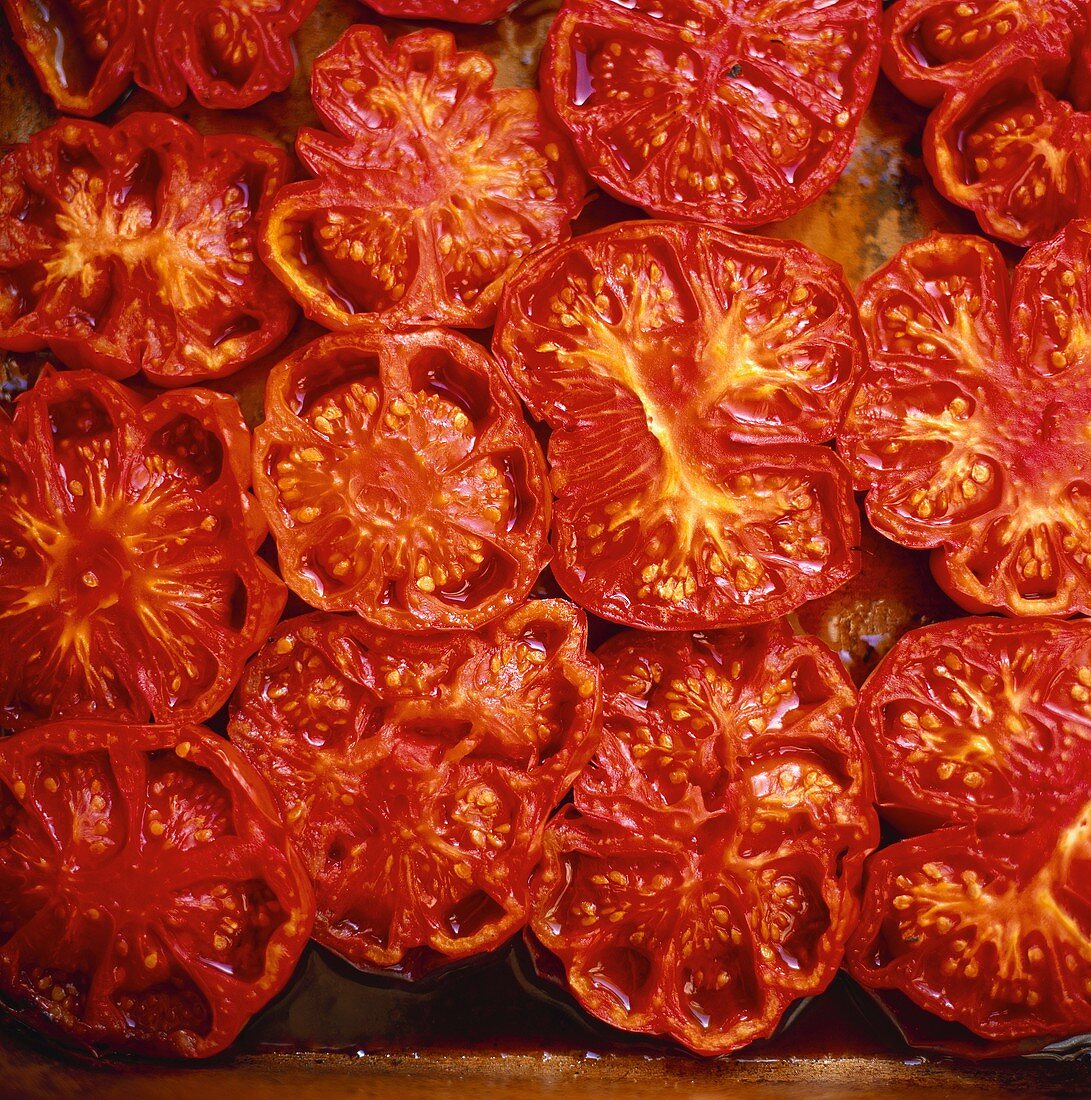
<box><xmin>365</xmin><ymin>0</ymin><xmax>513</xmax><ymax>22</ymax></box>
<box><xmin>925</xmin><ymin>39</ymin><xmax>1091</xmax><ymax>247</ymax></box>
<box><xmin>494</xmin><ymin>219</ymin><xmax>863</xmax><ymax>630</ymax></box>
<box><xmin>881</xmin><ymin>0</ymin><xmax>1082</xmax><ymax>107</ymax></box>
<box><xmin>0</xmin><ymin>0</ymin><xmax>133</xmax><ymax>116</ymax></box>
<box><xmin>0</xmin><ymin>113</ymin><xmax>295</xmax><ymax>387</ymax></box>
<box><xmin>0</xmin><ymin>720</ymin><xmax>314</xmax><ymax>1057</ymax></box>
<box><xmin>0</xmin><ymin>369</ymin><xmax>285</xmax><ymax>731</ymax></box>
<box><xmin>849</xmin><ymin>816</ymin><xmax>1091</xmax><ymax>1043</ymax></box>
<box><xmin>261</xmin><ymin>26</ymin><xmax>588</xmax><ymax>331</ymax></box>
<box><xmin>856</xmin><ymin>617</ymin><xmax>1091</xmax><ymax>834</ymax></box>
<box><xmin>228</xmin><ymin>601</ymin><xmax>601</xmax><ymax>974</ymax></box>
<box><xmin>133</xmin><ymin>0</ymin><xmax>318</xmax><ymax>109</ymax></box>
<box><xmin>542</xmin><ymin>0</ymin><xmax>881</xmax><ymax>226</ymax></box>
<box><xmin>848</xmin><ymin>615</ymin><xmax>1091</xmax><ymax>1043</ymax></box>
<box><xmin>528</xmin><ymin>623</ymin><xmax>876</xmax><ymax>1055</ymax></box>
<box><xmin>0</xmin><ymin>0</ymin><xmax>316</xmax><ymax>116</ymax></box>
<box><xmin>838</xmin><ymin>221</ymin><xmax>1091</xmax><ymax>616</ymax></box>
<box><xmin>252</xmin><ymin>329</ymin><xmax>550</xmax><ymax>631</ymax></box>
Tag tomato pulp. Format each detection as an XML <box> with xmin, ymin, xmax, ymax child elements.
<box><xmin>0</xmin><ymin>720</ymin><xmax>314</xmax><ymax>1056</ymax></box>
<box><xmin>229</xmin><ymin>602</ymin><xmax>601</xmax><ymax>973</ymax></box>
<box><xmin>495</xmin><ymin>219</ymin><xmax>863</xmax><ymax>630</ymax></box>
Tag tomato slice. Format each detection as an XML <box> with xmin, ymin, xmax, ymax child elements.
<box><xmin>252</xmin><ymin>329</ymin><xmax>550</xmax><ymax>631</ymax></box>
<box><xmin>848</xmin><ymin>615</ymin><xmax>1091</xmax><ymax>1041</ymax></box>
<box><xmin>365</xmin><ymin>0</ymin><xmax>514</xmax><ymax>22</ymax></box>
<box><xmin>0</xmin><ymin>113</ymin><xmax>295</xmax><ymax>387</ymax></box>
<box><xmin>851</xmin><ymin>818</ymin><xmax>1091</xmax><ymax>1044</ymax></box>
<box><xmin>0</xmin><ymin>720</ymin><xmax>314</xmax><ymax>1057</ymax></box>
<box><xmin>0</xmin><ymin>369</ymin><xmax>285</xmax><ymax>730</ymax></box>
<box><xmin>0</xmin><ymin>0</ymin><xmax>133</xmax><ymax>115</ymax></box>
<box><xmin>228</xmin><ymin>601</ymin><xmax>601</xmax><ymax>974</ymax></box>
<box><xmin>494</xmin><ymin>219</ymin><xmax>863</xmax><ymax>630</ymax></box>
<box><xmin>855</xmin><ymin>617</ymin><xmax>1091</xmax><ymax>834</ymax></box>
<box><xmin>839</xmin><ymin>221</ymin><xmax>1091</xmax><ymax>616</ymax></box>
<box><xmin>925</xmin><ymin>40</ymin><xmax>1091</xmax><ymax>247</ymax></box>
<box><xmin>0</xmin><ymin>0</ymin><xmax>317</xmax><ymax>115</ymax></box>
<box><xmin>135</xmin><ymin>0</ymin><xmax>318</xmax><ymax>109</ymax></box>
<box><xmin>542</xmin><ymin>0</ymin><xmax>881</xmax><ymax>226</ymax></box>
<box><xmin>528</xmin><ymin>623</ymin><xmax>876</xmax><ymax>1055</ymax></box>
<box><xmin>881</xmin><ymin>0</ymin><xmax>1082</xmax><ymax>107</ymax></box>
<box><xmin>261</xmin><ymin>26</ymin><xmax>589</xmax><ymax>331</ymax></box>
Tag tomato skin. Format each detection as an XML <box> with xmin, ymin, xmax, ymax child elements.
<box><xmin>0</xmin><ymin>369</ymin><xmax>286</xmax><ymax>730</ymax></box>
<box><xmin>838</xmin><ymin>221</ymin><xmax>1091</xmax><ymax>617</ymax></box>
<box><xmin>0</xmin><ymin>113</ymin><xmax>296</xmax><ymax>387</ymax></box>
<box><xmin>261</xmin><ymin>26</ymin><xmax>589</xmax><ymax>332</ymax></box>
<box><xmin>542</xmin><ymin>0</ymin><xmax>881</xmax><ymax>226</ymax></box>
<box><xmin>529</xmin><ymin>623</ymin><xmax>877</xmax><ymax>1056</ymax></box>
<box><xmin>252</xmin><ymin>329</ymin><xmax>550</xmax><ymax>631</ymax></box>
<box><xmin>924</xmin><ymin>39</ymin><xmax>1091</xmax><ymax>247</ymax></box>
<box><xmin>848</xmin><ymin>616</ymin><xmax>1091</xmax><ymax>1041</ymax></box>
<box><xmin>0</xmin><ymin>0</ymin><xmax>317</xmax><ymax>116</ymax></box>
<box><xmin>228</xmin><ymin>601</ymin><xmax>601</xmax><ymax>974</ymax></box>
<box><xmin>0</xmin><ymin>720</ymin><xmax>315</xmax><ymax>1057</ymax></box>
<box><xmin>365</xmin><ymin>0</ymin><xmax>513</xmax><ymax>22</ymax></box>
<box><xmin>494</xmin><ymin>219</ymin><xmax>863</xmax><ymax>631</ymax></box>
<box><xmin>881</xmin><ymin>0</ymin><xmax>1082</xmax><ymax>107</ymax></box>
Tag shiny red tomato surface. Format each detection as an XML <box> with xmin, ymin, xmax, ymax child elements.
<box><xmin>0</xmin><ymin>113</ymin><xmax>295</xmax><ymax>387</ymax></box>
<box><xmin>880</xmin><ymin>0</ymin><xmax>1091</xmax><ymax>246</ymax></box>
<box><xmin>229</xmin><ymin>601</ymin><xmax>601</xmax><ymax>974</ymax></box>
<box><xmin>0</xmin><ymin>720</ymin><xmax>314</xmax><ymax>1057</ymax></box>
<box><xmin>529</xmin><ymin>623</ymin><xmax>877</xmax><ymax>1054</ymax></box>
<box><xmin>848</xmin><ymin>617</ymin><xmax>1091</xmax><ymax>1042</ymax></box>
<box><xmin>262</xmin><ymin>26</ymin><xmax>588</xmax><ymax>331</ymax></box>
<box><xmin>543</xmin><ymin>0</ymin><xmax>881</xmax><ymax>226</ymax></box>
<box><xmin>366</xmin><ymin>0</ymin><xmax>513</xmax><ymax>21</ymax></box>
<box><xmin>252</xmin><ymin>329</ymin><xmax>550</xmax><ymax>631</ymax></box>
<box><xmin>881</xmin><ymin>0</ymin><xmax>1082</xmax><ymax>106</ymax></box>
<box><xmin>0</xmin><ymin>0</ymin><xmax>317</xmax><ymax>116</ymax></box>
<box><xmin>0</xmin><ymin>370</ymin><xmax>285</xmax><ymax>731</ymax></box>
<box><xmin>925</xmin><ymin>37</ymin><xmax>1091</xmax><ymax>247</ymax></box>
<box><xmin>838</xmin><ymin>220</ymin><xmax>1091</xmax><ymax>617</ymax></box>
<box><xmin>494</xmin><ymin>219</ymin><xmax>863</xmax><ymax>630</ymax></box>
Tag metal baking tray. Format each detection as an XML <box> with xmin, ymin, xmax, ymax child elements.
<box><xmin>1</xmin><ymin>2</ymin><xmax>1088</xmax><ymax>1093</ymax></box>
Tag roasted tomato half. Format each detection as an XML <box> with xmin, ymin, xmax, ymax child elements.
<box><xmin>0</xmin><ymin>0</ymin><xmax>317</xmax><ymax>116</ymax></box>
<box><xmin>261</xmin><ymin>26</ymin><xmax>588</xmax><ymax>331</ymax></box>
<box><xmin>0</xmin><ymin>370</ymin><xmax>285</xmax><ymax>731</ymax></box>
<box><xmin>925</xmin><ymin>37</ymin><xmax>1091</xmax><ymax>247</ymax></box>
<box><xmin>543</xmin><ymin>0</ymin><xmax>881</xmax><ymax>226</ymax></box>
<box><xmin>229</xmin><ymin>601</ymin><xmax>600</xmax><ymax>973</ymax></box>
<box><xmin>252</xmin><ymin>329</ymin><xmax>550</xmax><ymax>631</ymax></box>
<box><xmin>881</xmin><ymin>0</ymin><xmax>1083</xmax><ymax>107</ymax></box>
<box><xmin>494</xmin><ymin>220</ymin><xmax>863</xmax><ymax>630</ymax></box>
<box><xmin>847</xmin><ymin>616</ymin><xmax>1091</xmax><ymax>1042</ymax></box>
<box><xmin>0</xmin><ymin>113</ymin><xmax>295</xmax><ymax>387</ymax></box>
<box><xmin>365</xmin><ymin>0</ymin><xmax>513</xmax><ymax>22</ymax></box>
<box><xmin>838</xmin><ymin>221</ymin><xmax>1091</xmax><ymax>617</ymax></box>
<box><xmin>0</xmin><ymin>720</ymin><xmax>314</xmax><ymax>1057</ymax></box>
<box><xmin>855</xmin><ymin>617</ymin><xmax>1091</xmax><ymax>834</ymax></box>
<box><xmin>529</xmin><ymin>623</ymin><xmax>877</xmax><ymax>1055</ymax></box>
